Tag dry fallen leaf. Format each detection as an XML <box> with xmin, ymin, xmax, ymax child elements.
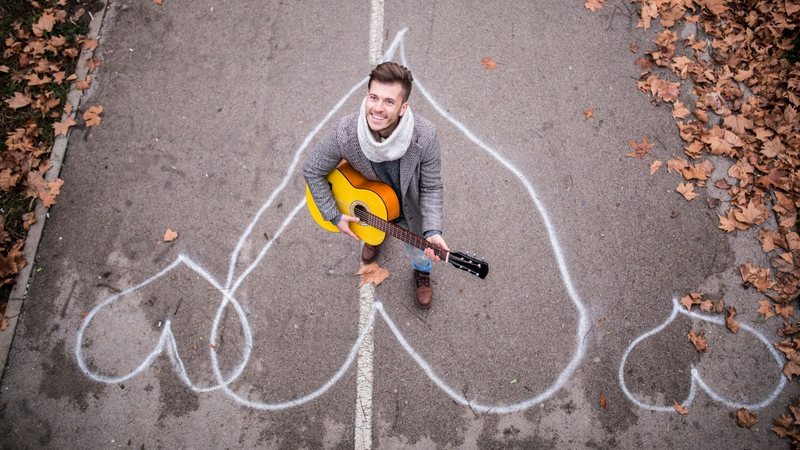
<box><xmin>163</xmin><ymin>229</ymin><xmax>178</xmax><ymax>242</ymax></box>
<box><xmin>736</xmin><ymin>408</ymin><xmax>758</xmax><ymax>428</ymax></box>
<box><xmin>356</xmin><ymin>262</ymin><xmax>390</xmax><ymax>287</ymax></box>
<box><xmin>676</xmin><ymin>182</ymin><xmax>698</xmax><ymax>201</ymax></box>
<box><xmin>725</xmin><ymin>306</ymin><xmax>740</xmax><ymax>333</ymax></box>
<box><xmin>757</xmin><ymin>299</ymin><xmax>775</xmax><ymax>319</ymax></box>
<box><xmin>584</xmin><ymin>0</ymin><xmax>604</xmax><ymax>12</ymax></box>
<box><xmin>53</xmin><ymin>117</ymin><xmax>76</xmax><ymax>136</ymax></box>
<box><xmin>5</xmin><ymin>92</ymin><xmax>32</xmax><ymax>109</ymax></box>
<box><xmin>688</xmin><ymin>330</ymin><xmax>707</xmax><ymax>352</ymax></box>
<box><xmin>584</xmin><ymin>108</ymin><xmax>594</xmax><ymax>120</ymax></box>
<box><xmin>480</xmin><ymin>57</ymin><xmax>497</xmax><ymax>70</ymax></box>
<box><xmin>627</xmin><ymin>135</ymin><xmax>654</xmax><ymax>159</ymax></box>
<box><xmin>649</xmin><ymin>160</ymin><xmax>662</xmax><ymax>175</ymax></box>
<box><xmin>83</xmin><ymin>105</ymin><xmax>104</xmax><ymax>127</ymax></box>
<box><xmin>674</xmin><ymin>401</ymin><xmax>689</xmax><ymax>415</ymax></box>
<box><xmin>599</xmin><ymin>392</ymin><xmax>608</xmax><ymax>409</ymax></box>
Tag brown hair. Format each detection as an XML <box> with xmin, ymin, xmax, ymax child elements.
<box><xmin>368</xmin><ymin>62</ymin><xmax>413</xmax><ymax>101</ymax></box>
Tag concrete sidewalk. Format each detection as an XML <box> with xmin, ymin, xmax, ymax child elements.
<box><xmin>0</xmin><ymin>0</ymin><xmax>796</xmax><ymax>448</ymax></box>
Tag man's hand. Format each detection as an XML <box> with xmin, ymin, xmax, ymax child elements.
<box><xmin>336</xmin><ymin>214</ymin><xmax>361</xmax><ymax>240</ymax></box>
<box><xmin>424</xmin><ymin>234</ymin><xmax>449</xmax><ymax>262</ymax></box>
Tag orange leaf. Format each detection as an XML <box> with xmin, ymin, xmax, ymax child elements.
<box><xmin>356</xmin><ymin>262</ymin><xmax>390</xmax><ymax>287</ymax></box>
<box><xmin>0</xmin><ymin>240</ymin><xmax>26</xmax><ymax>278</ymax></box>
<box><xmin>673</xmin><ymin>401</ymin><xmax>688</xmax><ymax>415</ymax></box>
<box><xmin>480</xmin><ymin>57</ymin><xmax>497</xmax><ymax>70</ymax></box>
<box><xmin>599</xmin><ymin>392</ymin><xmax>608</xmax><ymax>409</ymax></box>
<box><xmin>82</xmin><ymin>39</ymin><xmax>98</xmax><ymax>51</ymax></box>
<box><xmin>163</xmin><ymin>228</ymin><xmax>178</xmax><ymax>242</ymax></box>
<box><xmin>584</xmin><ymin>108</ymin><xmax>594</xmax><ymax>119</ymax></box>
<box><xmin>672</xmin><ymin>101</ymin><xmax>691</xmax><ymax>119</ymax></box>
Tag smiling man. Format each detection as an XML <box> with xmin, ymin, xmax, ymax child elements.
<box><xmin>303</xmin><ymin>62</ymin><xmax>448</xmax><ymax>309</ymax></box>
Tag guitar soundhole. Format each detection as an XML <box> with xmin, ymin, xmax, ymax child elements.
<box><xmin>352</xmin><ymin>203</ymin><xmax>369</xmax><ymax>227</ymax></box>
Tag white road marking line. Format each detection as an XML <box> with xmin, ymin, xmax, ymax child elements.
<box><xmin>368</xmin><ymin>0</ymin><xmax>384</xmax><ymax>66</ymax></box>
<box><xmin>355</xmin><ymin>2</ymin><xmax>384</xmax><ymax>447</ymax></box>
<box><xmin>354</xmin><ymin>283</ymin><xmax>376</xmax><ymax>450</ymax></box>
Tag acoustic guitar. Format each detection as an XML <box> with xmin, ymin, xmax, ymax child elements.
<box><xmin>305</xmin><ymin>161</ymin><xmax>489</xmax><ymax>279</ymax></box>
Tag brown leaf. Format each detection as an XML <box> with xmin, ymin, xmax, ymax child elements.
<box><xmin>783</xmin><ymin>357</ymin><xmax>800</xmax><ymax>380</ymax></box>
<box><xmin>22</xmin><ymin>212</ymin><xmax>36</xmax><ymax>231</ymax></box>
<box><xmin>672</xmin><ymin>101</ymin><xmax>691</xmax><ymax>119</ymax></box>
<box><xmin>82</xmin><ymin>38</ymin><xmax>98</xmax><ymax>51</ymax></box>
<box><xmin>629</xmin><ymin>42</ymin><xmax>638</xmax><ymax>53</ymax></box>
<box><xmin>776</xmin><ymin>303</ymin><xmax>796</xmax><ymax>319</ymax></box>
<box><xmin>356</xmin><ymin>262</ymin><xmax>390</xmax><ymax>287</ymax></box>
<box><xmin>650</xmin><ymin>77</ymin><xmax>681</xmax><ymax>102</ymax></box>
<box><xmin>163</xmin><ymin>228</ymin><xmax>178</xmax><ymax>242</ymax></box>
<box><xmin>688</xmin><ymin>329</ymin><xmax>707</xmax><ymax>352</ymax></box>
<box><xmin>584</xmin><ymin>0</ymin><xmax>604</xmax><ymax>11</ymax></box>
<box><xmin>0</xmin><ymin>240</ymin><xmax>26</xmax><ymax>278</ymax></box>
<box><xmin>649</xmin><ymin>160</ymin><xmax>662</xmax><ymax>175</ymax></box>
<box><xmin>627</xmin><ymin>135</ymin><xmax>653</xmax><ymax>159</ymax></box>
<box><xmin>75</xmin><ymin>79</ymin><xmax>91</xmax><ymax>90</ymax></box>
<box><xmin>53</xmin><ymin>117</ymin><xmax>76</xmax><ymax>136</ymax></box>
<box><xmin>584</xmin><ymin>108</ymin><xmax>594</xmax><ymax>119</ymax></box>
<box><xmin>756</xmin><ymin>299</ymin><xmax>775</xmax><ymax>319</ymax></box>
<box><xmin>725</xmin><ymin>306</ymin><xmax>739</xmax><ymax>333</ymax></box>
<box><xmin>480</xmin><ymin>57</ymin><xmax>497</xmax><ymax>70</ymax></box>
<box><xmin>673</xmin><ymin>401</ymin><xmax>689</xmax><ymax>415</ymax></box>
<box><xmin>761</xmin><ymin>137</ymin><xmax>785</xmax><ymax>158</ymax></box>
<box><xmin>773</xmin><ymin>413</ymin><xmax>793</xmax><ymax>437</ymax></box>
<box><xmin>5</xmin><ymin>92</ymin><xmax>32</xmax><ymax>109</ymax></box>
<box><xmin>723</xmin><ymin>114</ymin><xmax>753</xmax><ymax>135</ymax></box>
<box><xmin>83</xmin><ymin>105</ymin><xmax>103</xmax><ymax>127</ymax></box>
<box><xmin>676</xmin><ymin>182</ymin><xmax>698</xmax><ymax>201</ymax></box>
<box><xmin>599</xmin><ymin>392</ymin><xmax>608</xmax><ymax>409</ymax></box>
<box><xmin>736</xmin><ymin>408</ymin><xmax>758</xmax><ymax>428</ymax></box>
<box><xmin>32</xmin><ymin>12</ymin><xmax>56</xmax><ymax>36</ymax></box>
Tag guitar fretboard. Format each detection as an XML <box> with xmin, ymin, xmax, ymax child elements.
<box><xmin>353</xmin><ymin>208</ymin><xmax>448</xmax><ymax>260</ymax></box>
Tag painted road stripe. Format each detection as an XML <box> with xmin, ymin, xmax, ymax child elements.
<box><xmin>355</xmin><ymin>1</ymin><xmax>384</xmax><ymax>447</ymax></box>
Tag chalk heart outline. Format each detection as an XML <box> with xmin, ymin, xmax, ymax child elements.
<box><xmin>75</xmin><ymin>29</ymin><xmax>590</xmax><ymax>413</ymax></box>
<box><xmin>618</xmin><ymin>297</ymin><xmax>787</xmax><ymax>412</ymax></box>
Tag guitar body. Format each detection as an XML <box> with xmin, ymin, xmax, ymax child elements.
<box><xmin>305</xmin><ymin>161</ymin><xmax>400</xmax><ymax>246</ymax></box>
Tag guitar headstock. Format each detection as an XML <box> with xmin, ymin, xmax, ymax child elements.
<box><xmin>447</xmin><ymin>252</ymin><xmax>489</xmax><ymax>279</ymax></box>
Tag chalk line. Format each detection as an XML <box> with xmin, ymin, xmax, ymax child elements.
<box><xmin>618</xmin><ymin>297</ymin><xmax>787</xmax><ymax>412</ymax></box>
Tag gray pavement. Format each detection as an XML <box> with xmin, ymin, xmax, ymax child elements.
<box><xmin>0</xmin><ymin>0</ymin><xmax>796</xmax><ymax>448</ymax></box>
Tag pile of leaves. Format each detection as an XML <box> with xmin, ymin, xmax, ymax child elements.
<box><xmin>611</xmin><ymin>0</ymin><xmax>799</xmax><ymax>443</ymax></box>
<box><xmin>0</xmin><ymin>0</ymin><xmax>95</xmax><ymax>324</ymax></box>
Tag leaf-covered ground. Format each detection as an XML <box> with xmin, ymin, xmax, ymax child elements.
<box><xmin>587</xmin><ymin>0</ymin><xmax>799</xmax><ymax>443</ymax></box>
<box><xmin>0</xmin><ymin>0</ymin><xmax>98</xmax><ymax>328</ymax></box>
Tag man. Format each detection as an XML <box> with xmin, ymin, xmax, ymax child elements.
<box><xmin>303</xmin><ymin>62</ymin><xmax>448</xmax><ymax>309</ymax></box>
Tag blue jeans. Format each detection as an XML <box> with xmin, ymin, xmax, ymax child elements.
<box><xmin>398</xmin><ymin>219</ymin><xmax>431</xmax><ymax>273</ymax></box>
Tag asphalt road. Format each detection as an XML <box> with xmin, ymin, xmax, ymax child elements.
<box><xmin>0</xmin><ymin>0</ymin><xmax>796</xmax><ymax>448</ymax></box>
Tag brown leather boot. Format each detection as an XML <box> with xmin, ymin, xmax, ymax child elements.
<box><xmin>413</xmin><ymin>270</ymin><xmax>432</xmax><ymax>309</ymax></box>
<box><xmin>361</xmin><ymin>243</ymin><xmax>380</xmax><ymax>264</ymax></box>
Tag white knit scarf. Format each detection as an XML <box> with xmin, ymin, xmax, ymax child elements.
<box><xmin>357</xmin><ymin>96</ymin><xmax>414</xmax><ymax>163</ymax></box>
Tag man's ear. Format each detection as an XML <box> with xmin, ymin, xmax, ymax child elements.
<box><xmin>400</xmin><ymin>102</ymin><xmax>409</xmax><ymax>116</ymax></box>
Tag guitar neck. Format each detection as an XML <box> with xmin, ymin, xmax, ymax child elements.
<box><xmin>354</xmin><ymin>208</ymin><xmax>448</xmax><ymax>260</ymax></box>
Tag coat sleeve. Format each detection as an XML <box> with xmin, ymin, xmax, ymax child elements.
<box><xmin>418</xmin><ymin>127</ymin><xmax>444</xmax><ymax>234</ymax></box>
<box><xmin>303</xmin><ymin>121</ymin><xmax>345</xmax><ymax>222</ymax></box>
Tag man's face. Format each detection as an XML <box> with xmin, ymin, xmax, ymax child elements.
<box><xmin>365</xmin><ymin>80</ymin><xmax>408</xmax><ymax>137</ymax></box>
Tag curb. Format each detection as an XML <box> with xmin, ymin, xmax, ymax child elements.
<box><xmin>0</xmin><ymin>0</ymin><xmax>111</xmax><ymax>383</ymax></box>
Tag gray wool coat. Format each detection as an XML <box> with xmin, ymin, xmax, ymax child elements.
<box><xmin>303</xmin><ymin>111</ymin><xmax>444</xmax><ymax>236</ymax></box>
